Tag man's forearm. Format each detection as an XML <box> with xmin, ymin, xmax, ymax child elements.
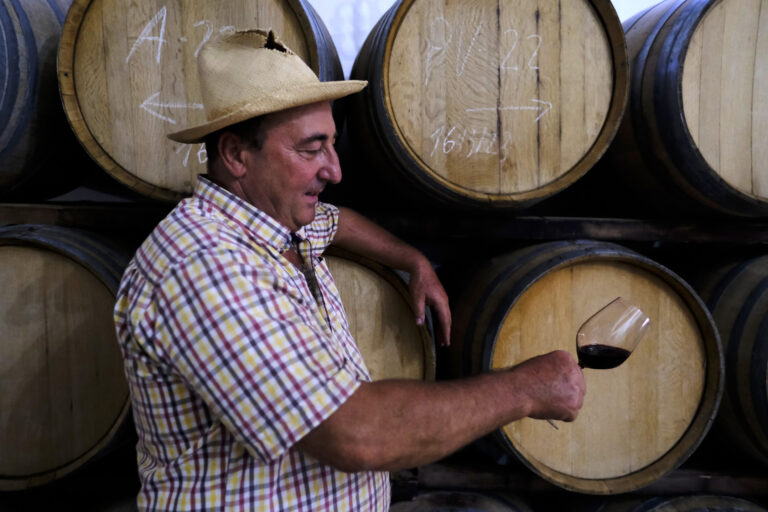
<box><xmin>296</xmin><ymin>373</ymin><xmax>529</xmax><ymax>472</ymax></box>
<box><xmin>296</xmin><ymin>350</ymin><xmax>584</xmax><ymax>472</ymax></box>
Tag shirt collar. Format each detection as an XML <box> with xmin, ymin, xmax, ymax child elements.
<box><xmin>194</xmin><ymin>175</ymin><xmax>308</xmax><ymax>254</ymax></box>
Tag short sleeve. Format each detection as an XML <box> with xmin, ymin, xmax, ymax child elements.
<box><xmin>155</xmin><ymin>249</ymin><xmax>361</xmax><ymax>463</ymax></box>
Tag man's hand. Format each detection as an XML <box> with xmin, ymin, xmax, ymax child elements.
<box><xmin>510</xmin><ymin>350</ymin><xmax>586</xmax><ymax>422</ymax></box>
<box><xmin>407</xmin><ymin>256</ymin><xmax>451</xmax><ymax>346</ymax></box>
<box><xmin>333</xmin><ymin>207</ymin><xmax>452</xmax><ymax>346</ymax></box>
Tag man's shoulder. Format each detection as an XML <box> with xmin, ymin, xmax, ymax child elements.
<box><xmin>133</xmin><ymin>202</ymin><xmax>270</xmax><ymax>283</ymax></box>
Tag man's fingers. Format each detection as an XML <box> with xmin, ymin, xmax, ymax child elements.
<box><xmin>424</xmin><ymin>292</ymin><xmax>451</xmax><ymax>347</ymax></box>
<box><xmin>413</xmin><ymin>289</ymin><xmax>426</xmax><ymax>326</ymax></box>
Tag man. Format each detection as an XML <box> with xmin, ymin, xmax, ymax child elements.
<box><xmin>114</xmin><ymin>29</ymin><xmax>585</xmax><ymax>511</ymax></box>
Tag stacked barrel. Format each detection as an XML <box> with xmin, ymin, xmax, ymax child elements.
<box><xmin>338</xmin><ymin>0</ymin><xmax>628</xmax><ymax>211</ymax></box>
<box><xmin>0</xmin><ymin>225</ymin><xmax>131</xmax><ymax>490</ymax></box>
<box><xmin>447</xmin><ymin>240</ymin><xmax>722</xmax><ymax>495</ymax></box>
<box><xmin>0</xmin><ymin>0</ymin><xmax>84</xmax><ymax>199</ymax></box>
<box><xmin>603</xmin><ymin>0</ymin><xmax>768</xmax><ymax>218</ymax></box>
<box><xmin>1</xmin><ymin>0</ymin><xmax>767</xmax><ymax>510</ymax></box>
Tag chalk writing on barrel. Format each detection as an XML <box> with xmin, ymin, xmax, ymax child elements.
<box><xmin>425</xmin><ymin>17</ymin><xmax>543</xmax><ymax>86</ymax></box>
<box><xmin>466</xmin><ymin>99</ymin><xmax>553</xmax><ymax>123</ymax></box>
<box><xmin>176</xmin><ymin>143</ymin><xmax>208</xmax><ymax>167</ymax></box>
<box><xmin>431</xmin><ymin>124</ymin><xmax>517</xmax><ymax>162</ymax></box>
<box><xmin>126</xmin><ymin>6</ymin><xmax>167</xmax><ymax>63</ymax></box>
<box><xmin>140</xmin><ymin>92</ymin><xmax>204</xmax><ymax>125</ymax></box>
<box><xmin>501</xmin><ymin>30</ymin><xmax>542</xmax><ymax>71</ymax></box>
<box><xmin>126</xmin><ymin>5</ymin><xmax>236</xmax><ymax>64</ymax></box>
<box><xmin>126</xmin><ymin>6</ymin><xmax>239</xmax><ymax>171</ymax></box>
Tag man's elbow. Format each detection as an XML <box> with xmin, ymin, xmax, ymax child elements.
<box><xmin>297</xmin><ymin>433</ymin><xmax>396</xmax><ymax>473</ymax></box>
<box><xmin>325</xmin><ymin>443</ymin><xmax>383</xmax><ymax>473</ymax></box>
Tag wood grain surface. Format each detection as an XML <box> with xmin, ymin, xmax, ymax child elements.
<box><xmin>0</xmin><ymin>245</ymin><xmax>128</xmax><ymax>489</ymax></box>
<box><xmin>384</xmin><ymin>0</ymin><xmax>622</xmax><ymax>203</ymax></box>
<box><xmin>681</xmin><ymin>0</ymin><xmax>768</xmax><ymax>200</ymax></box>
<box><xmin>326</xmin><ymin>253</ymin><xmax>435</xmax><ymax>381</ymax></box>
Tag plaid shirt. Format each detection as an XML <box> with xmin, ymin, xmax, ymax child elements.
<box><xmin>114</xmin><ymin>177</ymin><xmax>390</xmax><ymax>511</ymax></box>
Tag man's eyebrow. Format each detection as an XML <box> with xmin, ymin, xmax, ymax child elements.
<box><xmin>298</xmin><ymin>133</ymin><xmax>338</xmax><ymax>145</ymax></box>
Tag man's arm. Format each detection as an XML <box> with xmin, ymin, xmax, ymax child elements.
<box><xmin>332</xmin><ymin>206</ymin><xmax>451</xmax><ymax>345</ymax></box>
<box><xmin>296</xmin><ymin>349</ymin><xmax>585</xmax><ymax>472</ymax></box>
<box><xmin>320</xmin><ymin>206</ymin><xmax>586</xmax><ymax>473</ymax></box>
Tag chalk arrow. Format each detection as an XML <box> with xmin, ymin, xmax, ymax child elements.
<box><xmin>466</xmin><ymin>99</ymin><xmax>553</xmax><ymax>123</ymax></box>
<box><xmin>140</xmin><ymin>92</ymin><xmax>204</xmax><ymax>124</ymax></box>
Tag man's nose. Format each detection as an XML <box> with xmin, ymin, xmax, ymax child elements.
<box><xmin>319</xmin><ymin>145</ymin><xmax>342</xmax><ymax>184</ymax></box>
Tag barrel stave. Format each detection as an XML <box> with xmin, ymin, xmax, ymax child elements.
<box><xmin>325</xmin><ymin>249</ymin><xmax>435</xmax><ymax>382</ymax></box>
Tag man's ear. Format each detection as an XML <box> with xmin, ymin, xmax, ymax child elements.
<box><xmin>217</xmin><ymin>131</ymin><xmax>249</xmax><ymax>178</ymax></box>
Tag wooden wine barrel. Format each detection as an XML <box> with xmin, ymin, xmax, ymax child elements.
<box><xmin>448</xmin><ymin>240</ymin><xmax>723</xmax><ymax>494</ymax></box>
<box><xmin>58</xmin><ymin>0</ymin><xmax>344</xmax><ymax>202</ymax></box>
<box><xmin>341</xmin><ymin>0</ymin><xmax>628</xmax><ymax>211</ymax></box>
<box><xmin>604</xmin><ymin>0</ymin><xmax>768</xmax><ymax>217</ymax></box>
<box><xmin>0</xmin><ymin>225</ymin><xmax>131</xmax><ymax>490</ymax></box>
<box><xmin>594</xmin><ymin>495</ymin><xmax>767</xmax><ymax>512</ymax></box>
<box><xmin>390</xmin><ymin>491</ymin><xmax>533</xmax><ymax>512</ymax></box>
<box><xmin>0</xmin><ymin>0</ymin><xmax>86</xmax><ymax>199</ymax></box>
<box><xmin>692</xmin><ymin>253</ymin><xmax>768</xmax><ymax>466</ymax></box>
<box><xmin>325</xmin><ymin>249</ymin><xmax>435</xmax><ymax>381</ymax></box>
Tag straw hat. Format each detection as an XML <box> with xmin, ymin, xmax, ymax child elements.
<box><xmin>167</xmin><ymin>29</ymin><xmax>367</xmax><ymax>144</ymax></box>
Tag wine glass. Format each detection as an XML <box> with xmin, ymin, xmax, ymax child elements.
<box><xmin>546</xmin><ymin>297</ymin><xmax>650</xmax><ymax>429</ymax></box>
<box><xmin>576</xmin><ymin>297</ymin><xmax>650</xmax><ymax>369</ymax></box>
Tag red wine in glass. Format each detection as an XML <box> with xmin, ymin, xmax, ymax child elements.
<box><xmin>576</xmin><ymin>297</ymin><xmax>650</xmax><ymax>369</ymax></box>
<box><xmin>576</xmin><ymin>344</ymin><xmax>631</xmax><ymax>369</ymax></box>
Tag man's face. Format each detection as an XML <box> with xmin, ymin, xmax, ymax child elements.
<box><xmin>240</xmin><ymin>101</ymin><xmax>341</xmax><ymax>232</ymax></box>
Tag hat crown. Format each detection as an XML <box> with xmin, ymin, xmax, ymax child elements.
<box><xmin>197</xmin><ymin>30</ymin><xmax>320</xmax><ymax>120</ymax></box>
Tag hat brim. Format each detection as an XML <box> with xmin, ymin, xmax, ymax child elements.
<box><xmin>167</xmin><ymin>80</ymin><xmax>367</xmax><ymax>144</ymax></box>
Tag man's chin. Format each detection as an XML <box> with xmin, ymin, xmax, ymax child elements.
<box><xmin>298</xmin><ymin>206</ymin><xmax>317</xmax><ymax>229</ymax></box>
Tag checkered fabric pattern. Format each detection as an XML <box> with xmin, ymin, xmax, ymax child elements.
<box><xmin>114</xmin><ymin>176</ymin><xmax>390</xmax><ymax>511</ymax></box>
